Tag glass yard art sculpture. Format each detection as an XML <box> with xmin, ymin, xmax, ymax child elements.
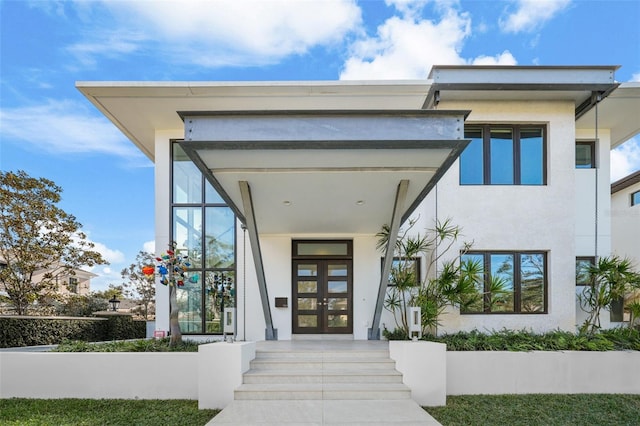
<box><xmin>142</xmin><ymin>242</ymin><xmax>198</xmax><ymax>346</ymax></box>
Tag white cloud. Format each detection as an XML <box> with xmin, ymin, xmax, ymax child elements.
<box><xmin>340</xmin><ymin>2</ymin><xmax>516</xmax><ymax>80</ymax></box>
<box><xmin>90</xmin><ymin>241</ymin><xmax>125</xmax><ymax>265</ymax></box>
<box><xmin>631</xmin><ymin>73</ymin><xmax>640</xmax><ymax>82</ymax></box>
<box><xmin>611</xmin><ymin>137</ymin><xmax>640</xmax><ymax>182</ymax></box>
<box><xmin>0</xmin><ymin>99</ymin><xmax>144</xmax><ymax>160</ymax></box>
<box><xmin>67</xmin><ymin>31</ymin><xmax>146</xmax><ymax>67</ymax></box>
<box><xmin>471</xmin><ymin>51</ymin><xmax>517</xmax><ymax>66</ymax></box>
<box><xmin>80</xmin><ymin>0</ymin><xmax>361</xmax><ymax>68</ymax></box>
<box><xmin>143</xmin><ymin>240</ymin><xmax>155</xmax><ymax>254</ymax></box>
<box><xmin>499</xmin><ymin>0</ymin><xmax>571</xmax><ymax>34</ymax></box>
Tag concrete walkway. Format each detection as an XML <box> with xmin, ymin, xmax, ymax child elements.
<box><xmin>207</xmin><ymin>340</ymin><xmax>441</xmax><ymax>425</ymax></box>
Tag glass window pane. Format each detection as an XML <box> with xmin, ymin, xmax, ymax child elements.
<box><xmin>297</xmin><ymin>243</ymin><xmax>348</xmax><ymax>256</ymax></box>
<box><xmin>173</xmin><ymin>144</ymin><xmax>202</xmax><ymax>203</ymax></box>
<box><xmin>461</xmin><ymin>253</ymin><xmax>485</xmax><ymax>313</ymax></box>
<box><xmin>520</xmin><ymin>254</ymin><xmax>545</xmax><ymax>313</ymax></box>
<box><xmin>328</xmin><ymin>281</ymin><xmax>348</xmax><ymax>293</ymax></box>
<box><xmin>205</xmin><ymin>207</ymin><xmax>235</xmax><ymax>268</ymax></box>
<box><xmin>520</xmin><ymin>128</ymin><xmax>544</xmax><ymax>184</ymax></box>
<box><xmin>297</xmin><ymin>281</ymin><xmax>317</xmax><ymax>293</ymax></box>
<box><xmin>205</xmin><ymin>180</ymin><xmax>225</xmax><ymax>203</ymax></box>
<box><xmin>205</xmin><ymin>271</ymin><xmax>235</xmax><ymax>333</ymax></box>
<box><xmin>461</xmin><ymin>128</ymin><xmax>484</xmax><ymax>184</ymax></box>
<box><xmin>327</xmin><ymin>298</ymin><xmax>348</xmax><ymax>311</ymax></box>
<box><xmin>298</xmin><ymin>315</ymin><xmax>317</xmax><ymax>327</ymax></box>
<box><xmin>297</xmin><ymin>298</ymin><xmax>317</xmax><ymax>310</ymax></box>
<box><xmin>632</xmin><ymin>191</ymin><xmax>640</xmax><ymax>206</ymax></box>
<box><xmin>173</xmin><ymin>207</ymin><xmax>202</xmax><ymax>268</ymax></box>
<box><xmin>328</xmin><ymin>264</ymin><xmax>348</xmax><ymax>276</ymax></box>
<box><xmin>576</xmin><ymin>258</ymin><xmax>594</xmax><ymax>286</ymax></box>
<box><xmin>177</xmin><ymin>282</ymin><xmax>202</xmax><ymax>333</ymax></box>
<box><xmin>297</xmin><ymin>264</ymin><xmax>317</xmax><ymax>277</ymax></box>
<box><xmin>490</xmin><ymin>254</ymin><xmax>514</xmax><ymax>312</ymax></box>
<box><xmin>490</xmin><ymin>129</ymin><xmax>514</xmax><ymax>184</ymax></box>
<box><xmin>576</xmin><ymin>142</ymin><xmax>594</xmax><ymax>169</ymax></box>
<box><xmin>327</xmin><ymin>315</ymin><xmax>348</xmax><ymax>327</ymax></box>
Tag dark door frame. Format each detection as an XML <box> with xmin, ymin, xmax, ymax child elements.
<box><xmin>292</xmin><ymin>240</ymin><xmax>353</xmax><ymax>334</ymax></box>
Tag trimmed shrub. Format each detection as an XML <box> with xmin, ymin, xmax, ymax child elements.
<box><xmin>0</xmin><ymin>315</ymin><xmax>146</xmax><ymax>348</ymax></box>
<box><xmin>423</xmin><ymin>328</ymin><xmax>640</xmax><ymax>351</ymax></box>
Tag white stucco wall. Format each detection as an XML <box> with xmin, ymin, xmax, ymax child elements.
<box><xmin>154</xmin><ymin>130</ymin><xmax>182</xmax><ymax>335</ymax></box>
<box><xmin>421</xmin><ymin>100</ymin><xmax>578</xmax><ymax>333</ymax></box>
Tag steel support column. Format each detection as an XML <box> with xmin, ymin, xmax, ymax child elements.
<box><xmin>239</xmin><ymin>180</ymin><xmax>277</xmax><ymax>340</ymax></box>
<box><xmin>369</xmin><ymin>180</ymin><xmax>409</xmax><ymax>340</ymax></box>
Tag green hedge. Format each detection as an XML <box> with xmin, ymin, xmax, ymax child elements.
<box><xmin>0</xmin><ymin>315</ymin><xmax>146</xmax><ymax>348</ymax></box>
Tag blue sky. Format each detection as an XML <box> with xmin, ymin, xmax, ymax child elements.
<box><xmin>1</xmin><ymin>0</ymin><xmax>639</xmax><ymax>291</ymax></box>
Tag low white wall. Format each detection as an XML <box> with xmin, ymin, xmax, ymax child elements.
<box><xmin>447</xmin><ymin>351</ymin><xmax>640</xmax><ymax>395</ymax></box>
<box><xmin>198</xmin><ymin>341</ymin><xmax>255</xmax><ymax>409</ymax></box>
<box><xmin>0</xmin><ymin>352</ymin><xmax>198</xmax><ymax>399</ymax></box>
<box><xmin>389</xmin><ymin>341</ymin><xmax>447</xmax><ymax>406</ymax></box>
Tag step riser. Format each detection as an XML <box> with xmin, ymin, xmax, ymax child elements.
<box><xmin>250</xmin><ymin>361</ymin><xmax>397</xmax><ymax>370</ymax></box>
<box><xmin>234</xmin><ymin>391</ymin><xmax>411</xmax><ymax>400</ymax></box>
<box><xmin>243</xmin><ymin>374</ymin><xmax>403</xmax><ymax>384</ymax></box>
<box><xmin>255</xmin><ymin>351</ymin><xmax>390</xmax><ymax>359</ymax></box>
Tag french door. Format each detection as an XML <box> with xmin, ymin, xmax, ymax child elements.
<box><xmin>292</xmin><ymin>241</ymin><xmax>353</xmax><ymax>334</ymax></box>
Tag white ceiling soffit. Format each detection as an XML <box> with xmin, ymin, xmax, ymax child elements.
<box><xmin>180</xmin><ymin>110</ymin><xmax>469</xmax><ymax>234</ymax></box>
<box><xmin>576</xmin><ymin>82</ymin><xmax>640</xmax><ymax>148</ymax></box>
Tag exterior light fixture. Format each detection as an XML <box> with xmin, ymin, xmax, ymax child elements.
<box><xmin>108</xmin><ymin>295</ymin><xmax>120</xmax><ymax>312</ymax></box>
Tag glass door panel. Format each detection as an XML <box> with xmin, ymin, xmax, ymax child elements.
<box><xmin>292</xmin><ymin>259</ymin><xmax>352</xmax><ymax>334</ymax></box>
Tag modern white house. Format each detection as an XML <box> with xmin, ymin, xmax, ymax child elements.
<box><xmin>77</xmin><ymin>65</ymin><xmax>640</xmax><ymax>341</ymax></box>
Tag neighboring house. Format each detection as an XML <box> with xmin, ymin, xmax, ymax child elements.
<box><xmin>611</xmin><ymin>170</ymin><xmax>640</xmax><ymax>267</ymax></box>
<box><xmin>0</xmin><ymin>256</ymin><xmax>95</xmax><ymax>299</ymax></box>
<box><xmin>78</xmin><ymin>65</ymin><xmax>640</xmax><ymax>341</ymax></box>
<box><xmin>611</xmin><ymin>171</ymin><xmax>640</xmax><ymax>320</ymax></box>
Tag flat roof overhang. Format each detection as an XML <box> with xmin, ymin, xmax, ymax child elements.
<box><xmin>179</xmin><ymin>110</ymin><xmax>470</xmax><ymax>234</ymax></box>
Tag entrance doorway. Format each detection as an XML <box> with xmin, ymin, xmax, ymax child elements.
<box><xmin>292</xmin><ymin>240</ymin><xmax>353</xmax><ymax>334</ymax></box>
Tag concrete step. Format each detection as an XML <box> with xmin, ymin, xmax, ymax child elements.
<box><xmin>254</xmin><ymin>349</ymin><xmax>390</xmax><ymax>359</ymax></box>
<box><xmin>243</xmin><ymin>368</ymin><xmax>403</xmax><ymax>384</ymax></box>
<box><xmin>249</xmin><ymin>357</ymin><xmax>397</xmax><ymax>371</ymax></box>
<box><xmin>234</xmin><ymin>383</ymin><xmax>411</xmax><ymax>400</ymax></box>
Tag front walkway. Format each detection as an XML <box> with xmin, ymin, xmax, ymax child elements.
<box><xmin>207</xmin><ymin>340</ymin><xmax>441</xmax><ymax>425</ymax></box>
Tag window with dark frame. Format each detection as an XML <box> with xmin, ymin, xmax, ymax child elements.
<box><xmin>576</xmin><ymin>256</ymin><xmax>595</xmax><ymax>286</ymax></box>
<box><xmin>68</xmin><ymin>277</ymin><xmax>78</xmax><ymax>294</ymax></box>
<box><xmin>461</xmin><ymin>125</ymin><xmax>546</xmax><ymax>185</ymax></box>
<box><xmin>576</xmin><ymin>141</ymin><xmax>596</xmax><ymax>169</ymax></box>
<box><xmin>461</xmin><ymin>251</ymin><xmax>547</xmax><ymax>314</ymax></box>
<box><xmin>632</xmin><ymin>190</ymin><xmax>640</xmax><ymax>207</ymax></box>
<box><xmin>171</xmin><ymin>142</ymin><xmax>236</xmax><ymax>335</ymax></box>
<box><xmin>382</xmin><ymin>257</ymin><xmax>421</xmax><ymax>287</ymax></box>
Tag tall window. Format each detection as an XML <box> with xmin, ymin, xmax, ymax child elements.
<box><xmin>172</xmin><ymin>143</ymin><xmax>235</xmax><ymax>334</ymax></box>
<box><xmin>461</xmin><ymin>125</ymin><xmax>546</xmax><ymax>185</ymax></box>
<box><xmin>632</xmin><ymin>190</ymin><xmax>640</xmax><ymax>206</ymax></box>
<box><xmin>461</xmin><ymin>251</ymin><xmax>547</xmax><ymax>314</ymax></box>
<box><xmin>576</xmin><ymin>141</ymin><xmax>596</xmax><ymax>169</ymax></box>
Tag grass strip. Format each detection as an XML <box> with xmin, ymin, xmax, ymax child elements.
<box><xmin>0</xmin><ymin>399</ymin><xmax>218</xmax><ymax>426</ymax></box>
<box><xmin>425</xmin><ymin>394</ymin><xmax>640</xmax><ymax>426</ymax></box>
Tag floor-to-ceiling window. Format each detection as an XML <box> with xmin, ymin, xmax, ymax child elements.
<box><xmin>172</xmin><ymin>143</ymin><xmax>236</xmax><ymax>334</ymax></box>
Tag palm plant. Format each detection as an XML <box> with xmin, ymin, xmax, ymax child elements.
<box><xmin>378</xmin><ymin>218</ymin><xmax>483</xmax><ymax>337</ymax></box>
<box><xmin>578</xmin><ymin>256</ymin><xmax>640</xmax><ymax>335</ymax></box>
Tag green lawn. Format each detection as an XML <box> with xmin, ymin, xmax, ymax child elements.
<box><xmin>0</xmin><ymin>399</ymin><xmax>218</xmax><ymax>426</ymax></box>
<box><xmin>2</xmin><ymin>395</ymin><xmax>639</xmax><ymax>425</ymax></box>
<box><xmin>425</xmin><ymin>394</ymin><xmax>640</xmax><ymax>426</ymax></box>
